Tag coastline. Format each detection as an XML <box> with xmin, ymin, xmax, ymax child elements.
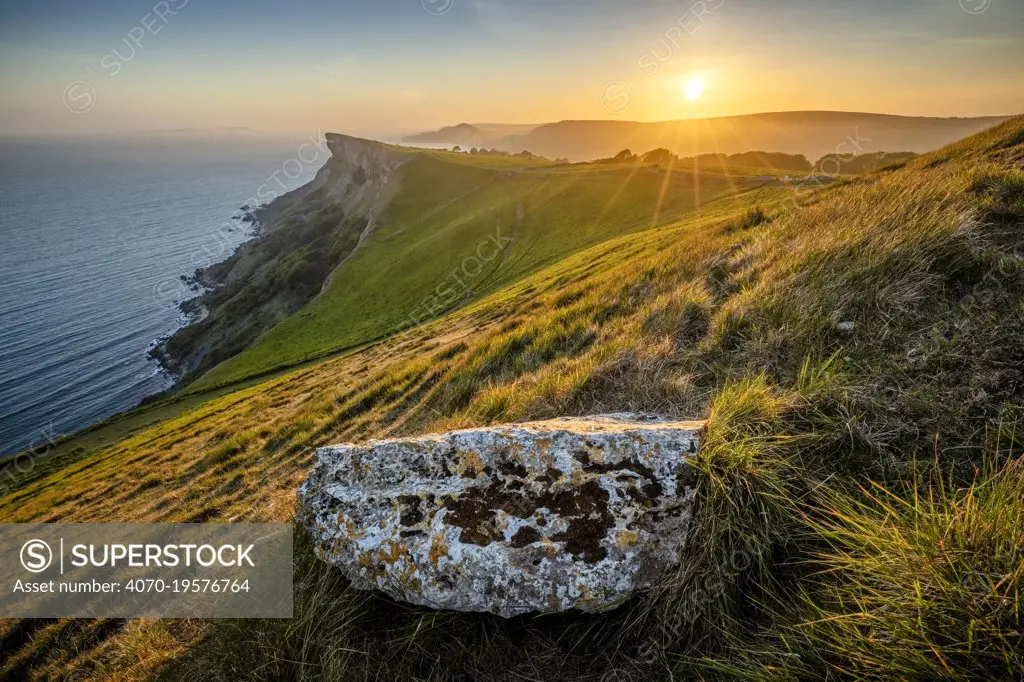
<box><xmin>145</xmin><ymin>203</ymin><xmax>267</xmax><ymax>388</ymax></box>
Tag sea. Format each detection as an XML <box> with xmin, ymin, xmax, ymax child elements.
<box><xmin>0</xmin><ymin>133</ymin><xmax>324</xmax><ymax>459</ymax></box>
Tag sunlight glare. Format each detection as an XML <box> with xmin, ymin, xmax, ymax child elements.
<box><xmin>684</xmin><ymin>78</ymin><xmax>704</xmax><ymax>101</ymax></box>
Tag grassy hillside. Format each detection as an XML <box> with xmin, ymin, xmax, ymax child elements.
<box><xmin>189</xmin><ymin>149</ymin><xmax>764</xmax><ymax>390</ymax></box>
<box><xmin>1</xmin><ymin>117</ymin><xmax>1023</xmax><ymax>681</ymax></box>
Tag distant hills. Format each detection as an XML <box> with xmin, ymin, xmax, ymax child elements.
<box><xmin>403</xmin><ymin>111</ymin><xmax>1011</xmax><ymax>162</ymax></box>
<box><xmin>404</xmin><ymin>123</ymin><xmax>540</xmax><ymax>147</ymax></box>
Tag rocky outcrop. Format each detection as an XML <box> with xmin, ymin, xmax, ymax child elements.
<box><xmin>153</xmin><ymin>134</ymin><xmax>411</xmax><ymax>383</ymax></box>
<box><xmin>298</xmin><ymin>414</ymin><xmax>704</xmax><ymax>617</ymax></box>
<box><xmin>248</xmin><ymin>133</ymin><xmax>409</xmax><ymax>237</ymax></box>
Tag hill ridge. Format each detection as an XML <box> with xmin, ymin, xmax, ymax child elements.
<box><xmin>406</xmin><ymin>111</ymin><xmax>1012</xmax><ymax>161</ymax></box>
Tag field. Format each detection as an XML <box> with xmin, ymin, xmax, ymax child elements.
<box><xmin>1</xmin><ymin>117</ymin><xmax>1023</xmax><ymax>680</ymax></box>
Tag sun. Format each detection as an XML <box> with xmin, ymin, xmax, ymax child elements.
<box><xmin>684</xmin><ymin>78</ymin><xmax>704</xmax><ymax>101</ymax></box>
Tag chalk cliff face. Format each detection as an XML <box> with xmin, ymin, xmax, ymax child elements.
<box><xmin>154</xmin><ymin>134</ymin><xmax>411</xmax><ymax>384</ymax></box>
<box><xmin>257</xmin><ymin>133</ymin><xmax>408</xmax><ymax>228</ymax></box>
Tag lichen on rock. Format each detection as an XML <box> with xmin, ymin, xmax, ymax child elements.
<box><xmin>297</xmin><ymin>414</ymin><xmax>704</xmax><ymax>617</ymax></box>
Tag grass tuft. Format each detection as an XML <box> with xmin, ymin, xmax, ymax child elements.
<box><xmin>801</xmin><ymin>455</ymin><xmax>1024</xmax><ymax>679</ymax></box>
<box><xmin>646</xmin><ymin>376</ymin><xmax>804</xmax><ymax>650</ymax></box>
<box><xmin>705</xmin><ymin>454</ymin><xmax>1024</xmax><ymax>681</ymax></box>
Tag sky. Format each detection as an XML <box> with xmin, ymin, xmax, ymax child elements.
<box><xmin>0</xmin><ymin>0</ymin><xmax>1022</xmax><ymax>137</ymax></box>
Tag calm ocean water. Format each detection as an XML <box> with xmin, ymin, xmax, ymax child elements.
<box><xmin>0</xmin><ymin>134</ymin><xmax>324</xmax><ymax>458</ymax></box>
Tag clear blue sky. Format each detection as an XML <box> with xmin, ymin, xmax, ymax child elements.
<box><xmin>1</xmin><ymin>0</ymin><xmax>1021</xmax><ymax>136</ymax></box>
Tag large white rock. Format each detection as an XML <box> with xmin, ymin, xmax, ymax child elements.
<box><xmin>297</xmin><ymin>414</ymin><xmax>703</xmax><ymax>617</ymax></box>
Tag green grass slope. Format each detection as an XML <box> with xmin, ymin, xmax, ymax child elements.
<box><xmin>192</xmin><ymin>149</ymin><xmax>759</xmax><ymax>390</ymax></box>
<box><xmin>1</xmin><ymin>117</ymin><xmax>1022</xmax><ymax>681</ymax></box>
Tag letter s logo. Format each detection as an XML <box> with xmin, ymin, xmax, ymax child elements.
<box><xmin>63</xmin><ymin>81</ymin><xmax>96</xmax><ymax>114</ymax></box>
<box><xmin>20</xmin><ymin>539</ymin><xmax>52</xmax><ymax>573</ymax></box>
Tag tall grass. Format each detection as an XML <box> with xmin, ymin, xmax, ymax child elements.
<box><xmin>648</xmin><ymin>378</ymin><xmax>801</xmax><ymax>646</ymax></box>
<box><xmin>706</xmin><ymin>452</ymin><xmax>1024</xmax><ymax>681</ymax></box>
<box><xmin>801</xmin><ymin>456</ymin><xmax>1024</xmax><ymax>679</ymax></box>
